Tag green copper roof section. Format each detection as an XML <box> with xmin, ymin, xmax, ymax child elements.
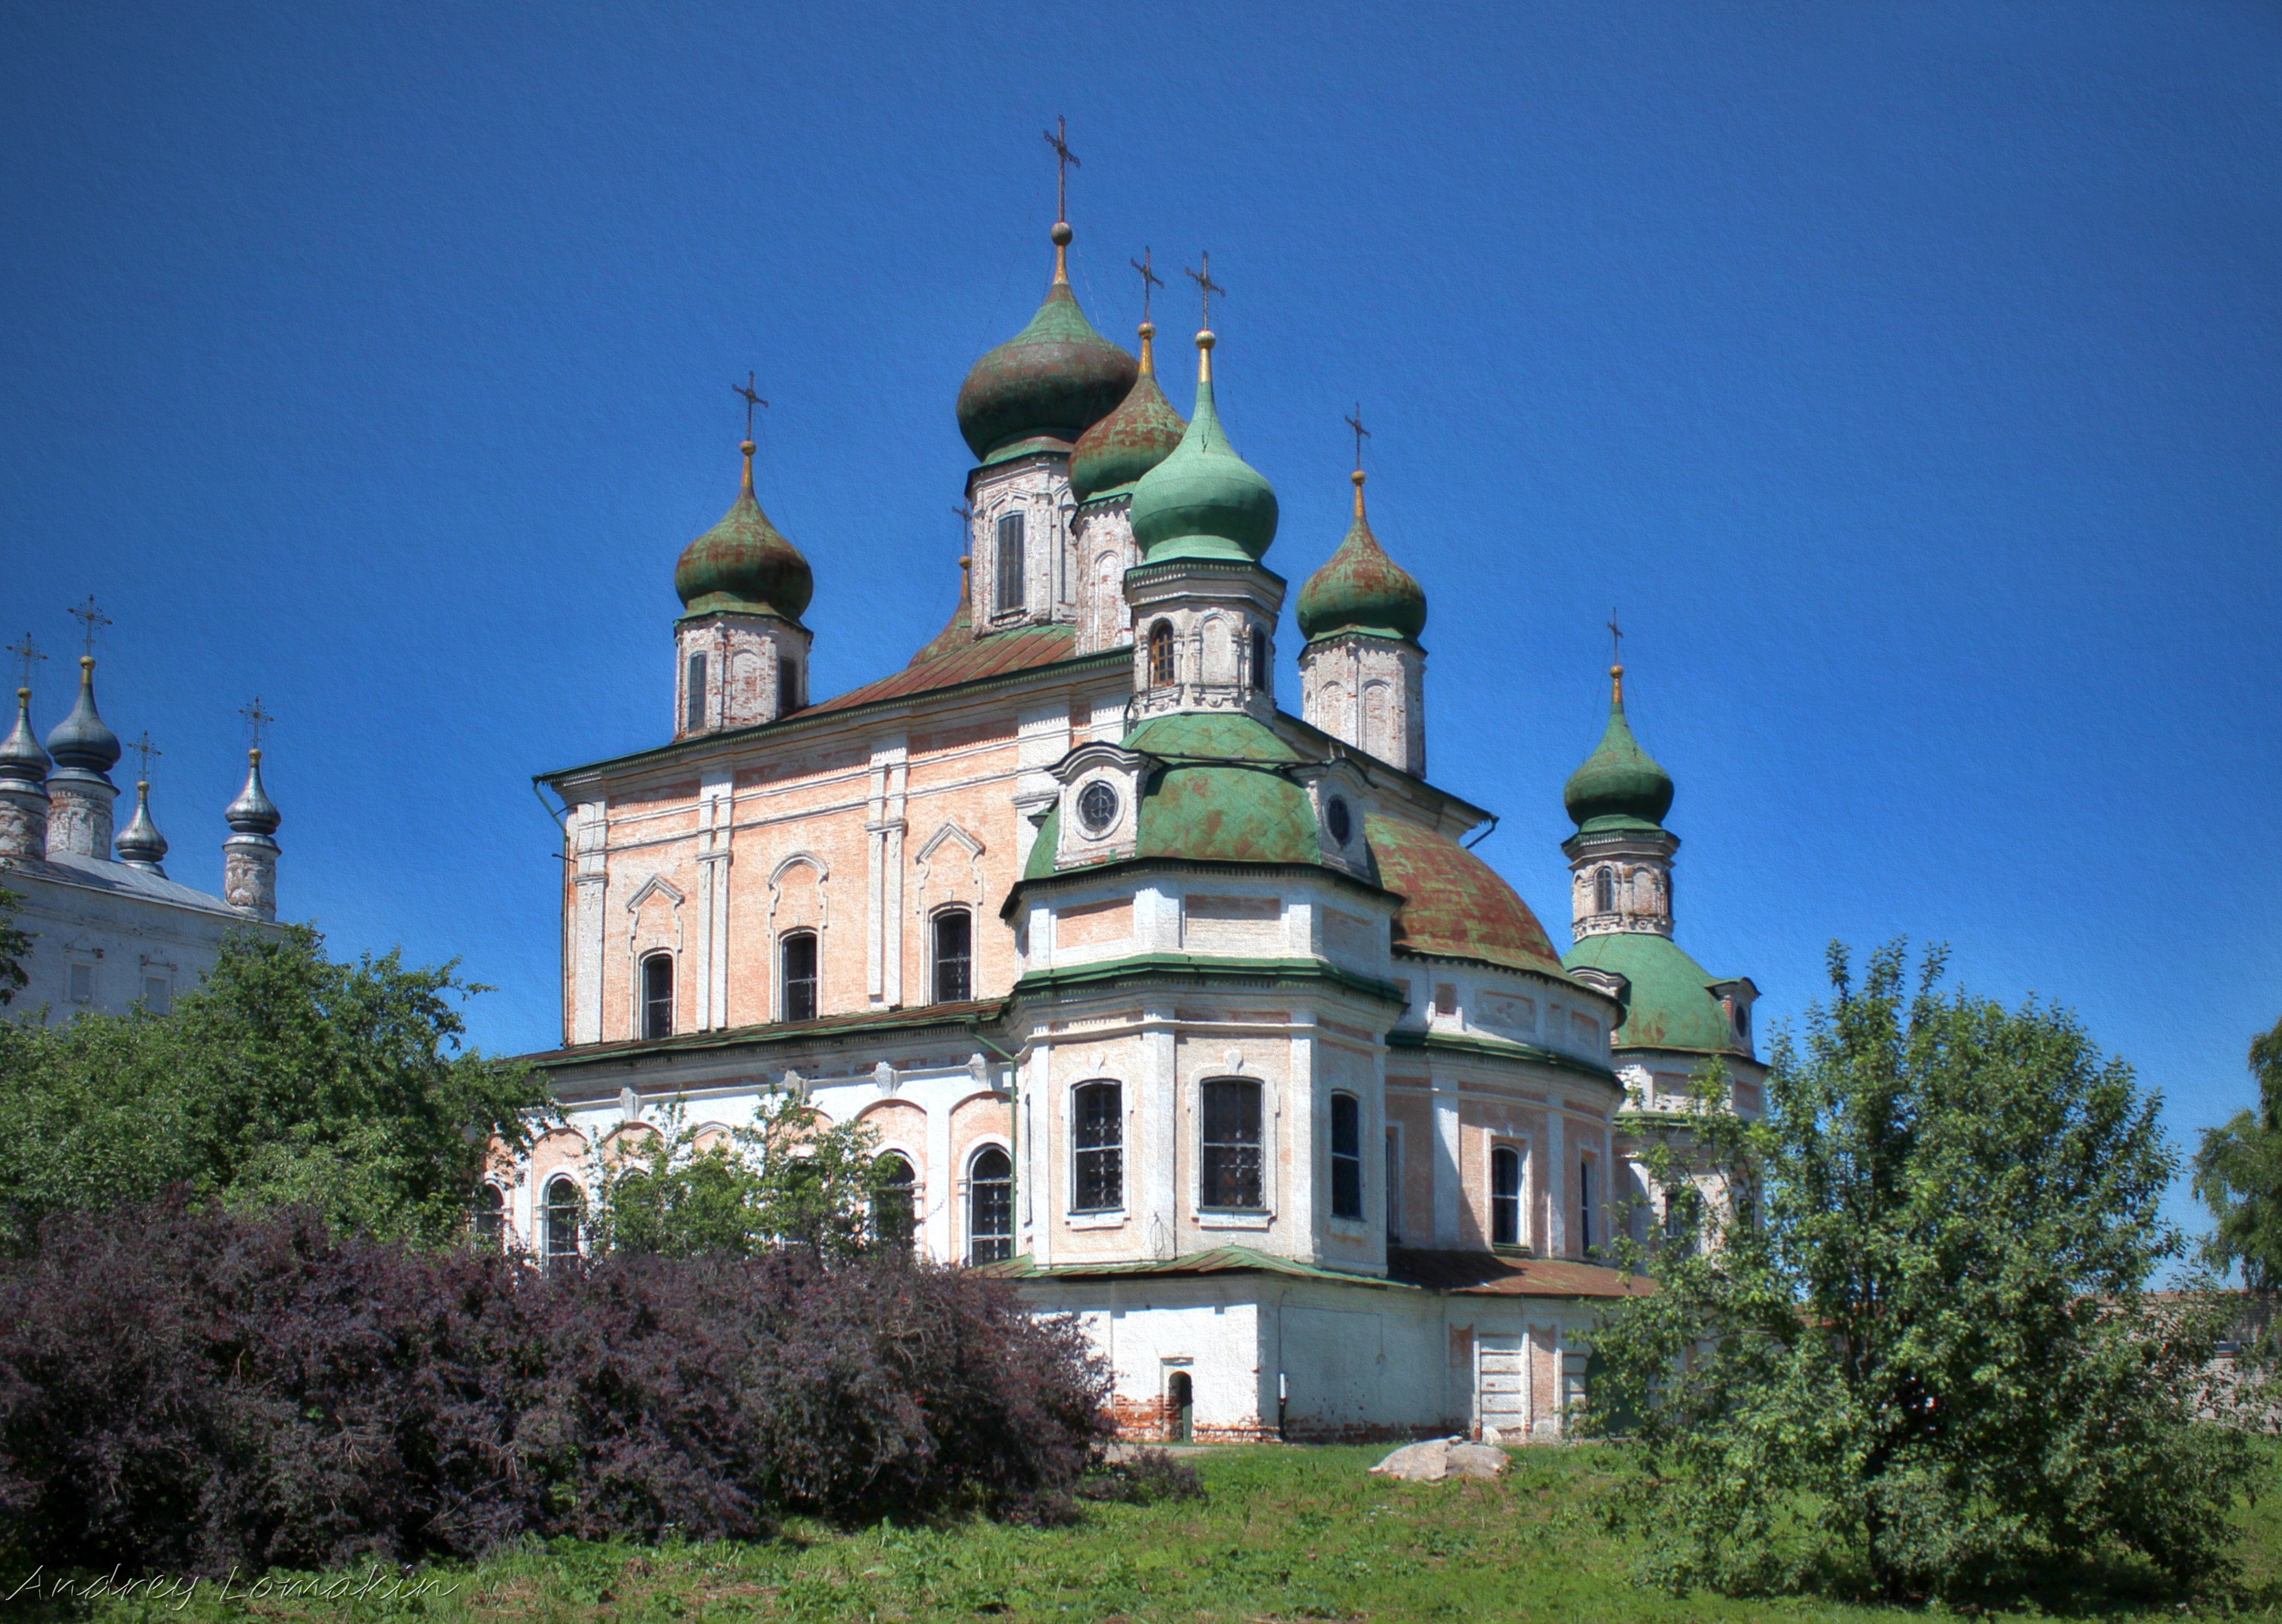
<box><xmin>1128</xmin><ymin>335</ymin><xmax>1279</xmax><ymax>564</ymax></box>
<box><xmin>1296</xmin><ymin>472</ymin><xmax>1427</xmax><ymax>644</ymax></box>
<box><xmin>1562</xmin><ymin>930</ymin><xmax>1743</xmax><ymax>1057</ymax></box>
<box><xmin>1562</xmin><ymin>670</ymin><xmax>1673</xmax><ymax>833</ymax></box>
<box><xmin>955</xmin><ymin>225</ymin><xmax>1138</xmax><ymax>465</ymax></box>
<box><xmin>673</xmin><ymin>446</ymin><xmax>814</xmax><ymax>624</ymax></box>
<box><xmin>1070</xmin><ymin>324</ymin><xmax>1188</xmax><ymax>504</ymax></box>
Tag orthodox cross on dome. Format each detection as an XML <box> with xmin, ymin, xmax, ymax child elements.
<box><xmin>1607</xmin><ymin>611</ymin><xmax>1623</xmax><ymax>666</ymax></box>
<box><xmin>1345</xmin><ymin>404</ymin><xmax>1370</xmax><ymax>473</ymax></box>
<box><xmin>68</xmin><ymin>596</ymin><xmax>111</xmax><ymax>657</ymax></box>
<box><xmin>7</xmin><ymin>632</ymin><xmax>44</xmax><ymax>691</ymax></box>
<box><xmin>1043</xmin><ymin>115</ymin><xmax>1080</xmax><ymax>223</ymax></box>
<box><xmin>1130</xmin><ymin>247</ymin><xmax>1163</xmax><ymax>322</ymax></box>
<box><xmin>130</xmin><ymin>730</ymin><xmax>161</xmax><ymax>783</ymax></box>
<box><xmin>238</xmin><ymin>696</ymin><xmax>274</xmax><ymax>752</ymax></box>
<box><xmin>1185</xmin><ymin>253</ymin><xmax>1224</xmax><ymax>330</ymax></box>
<box><xmin>733</xmin><ymin>372</ymin><xmax>768</xmax><ymax>442</ymax></box>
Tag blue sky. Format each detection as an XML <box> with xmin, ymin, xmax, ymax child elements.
<box><xmin>4</xmin><ymin>2</ymin><xmax>2276</xmax><ymax>1253</ymax></box>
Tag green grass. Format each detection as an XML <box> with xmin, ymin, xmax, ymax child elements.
<box><xmin>24</xmin><ymin>1442</ymin><xmax>2282</xmax><ymax>1623</ymax></box>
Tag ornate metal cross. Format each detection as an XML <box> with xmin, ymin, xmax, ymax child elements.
<box><xmin>1043</xmin><ymin>116</ymin><xmax>1080</xmax><ymax>222</ymax></box>
<box><xmin>130</xmin><ymin>730</ymin><xmax>161</xmax><ymax>782</ymax></box>
<box><xmin>1345</xmin><ymin>404</ymin><xmax>1370</xmax><ymax>471</ymax></box>
<box><xmin>1131</xmin><ymin>247</ymin><xmax>1163</xmax><ymax>322</ymax></box>
<box><xmin>1185</xmin><ymin>253</ymin><xmax>1224</xmax><ymax>329</ymax></box>
<box><xmin>733</xmin><ymin>372</ymin><xmax>768</xmax><ymax>440</ymax></box>
<box><xmin>68</xmin><ymin>596</ymin><xmax>111</xmax><ymax>657</ymax></box>
<box><xmin>5</xmin><ymin>633</ymin><xmax>44</xmax><ymax>691</ymax></box>
<box><xmin>1608</xmin><ymin>612</ymin><xmax>1624</xmax><ymax>666</ymax></box>
<box><xmin>239</xmin><ymin>696</ymin><xmax>274</xmax><ymax>752</ymax></box>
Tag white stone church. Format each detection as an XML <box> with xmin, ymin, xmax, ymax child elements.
<box><xmin>508</xmin><ymin>208</ymin><xmax>1763</xmax><ymax>1443</ymax></box>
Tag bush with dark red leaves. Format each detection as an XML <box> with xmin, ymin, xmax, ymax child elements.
<box><xmin>0</xmin><ymin>1198</ymin><xmax>1110</xmax><ymax>1577</ymax></box>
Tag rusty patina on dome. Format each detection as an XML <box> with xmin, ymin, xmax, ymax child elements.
<box><xmin>956</xmin><ymin>226</ymin><xmax>1137</xmax><ymax>466</ymax></box>
<box><xmin>674</xmin><ymin>446</ymin><xmax>813</xmax><ymax>623</ymax></box>
<box><xmin>1562</xmin><ymin>671</ymin><xmax>1673</xmax><ymax>832</ymax></box>
<box><xmin>1365</xmin><ymin>811</ymin><xmax>1566</xmax><ymax>977</ymax></box>
<box><xmin>1071</xmin><ymin>323</ymin><xmax>1187</xmax><ymax>504</ymax></box>
<box><xmin>1297</xmin><ymin>474</ymin><xmax>1427</xmax><ymax>643</ymax></box>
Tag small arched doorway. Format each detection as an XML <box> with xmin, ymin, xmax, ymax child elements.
<box><xmin>1167</xmin><ymin>1370</ymin><xmax>1194</xmax><ymax>1443</ymax></box>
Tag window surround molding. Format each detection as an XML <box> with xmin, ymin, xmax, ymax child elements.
<box><xmin>621</xmin><ymin>874</ymin><xmax>685</xmax><ymax>1038</ymax></box>
<box><xmin>912</xmin><ymin>821</ymin><xmax>985</xmax><ymax>920</ymax></box>
<box><xmin>1487</xmin><ymin>1131</ymin><xmax>1533</xmax><ymax>1253</ymax></box>
<box><xmin>765</xmin><ymin>850</ymin><xmax>831</xmax><ymax>930</ymax></box>
<box><xmin>1192</xmin><ymin>1072</ymin><xmax>1277</xmax><ymax>1225</ymax></box>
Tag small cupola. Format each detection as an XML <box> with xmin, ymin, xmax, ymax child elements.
<box><xmin>0</xmin><ymin>687</ymin><xmax>50</xmax><ymax>787</ymax></box>
<box><xmin>1563</xmin><ymin>664</ymin><xmax>1674</xmax><ymax>832</ymax></box>
<box><xmin>45</xmin><ymin>657</ymin><xmax>120</xmax><ymax>775</ymax></box>
<box><xmin>955</xmin><ymin>221</ymin><xmax>1137</xmax><ymax>466</ymax></box>
<box><xmin>1296</xmin><ymin>470</ymin><xmax>1427</xmax><ymax>644</ymax></box>
<box><xmin>1070</xmin><ymin>318</ymin><xmax>1188</xmax><ymax>504</ymax></box>
<box><xmin>1128</xmin><ymin>326</ymin><xmax>1279</xmax><ymax>565</ymax></box>
<box><xmin>674</xmin><ymin>440</ymin><xmax>814</xmax><ymax>625</ymax></box>
<box><xmin>115</xmin><ymin>777</ymin><xmax>169</xmax><ymax>873</ymax></box>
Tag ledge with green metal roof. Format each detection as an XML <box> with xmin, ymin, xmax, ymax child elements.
<box><xmin>1384</xmin><ymin>1026</ymin><xmax>1621</xmax><ymax>1086</ymax></box>
<box><xmin>524</xmin><ymin>998</ymin><xmax>1012</xmax><ymax>1073</ymax></box>
<box><xmin>1008</xmin><ymin>952</ymin><xmax>1406</xmax><ymax>1010</ymax></box>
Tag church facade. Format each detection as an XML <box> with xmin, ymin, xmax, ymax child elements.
<box><xmin>516</xmin><ymin>212</ymin><xmax>1759</xmax><ymax>1443</ymax></box>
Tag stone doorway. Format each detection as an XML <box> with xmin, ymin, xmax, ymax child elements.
<box><xmin>1167</xmin><ymin>1370</ymin><xmax>1194</xmax><ymax>1442</ymax></box>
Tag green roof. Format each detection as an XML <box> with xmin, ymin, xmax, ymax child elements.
<box><xmin>1128</xmin><ymin>343</ymin><xmax>1279</xmax><ymax>564</ymax></box>
<box><xmin>673</xmin><ymin>452</ymin><xmax>813</xmax><ymax>623</ymax></box>
<box><xmin>1295</xmin><ymin>476</ymin><xmax>1427</xmax><ymax>644</ymax></box>
<box><xmin>954</xmin><ymin>234</ymin><xmax>1137</xmax><ymax>465</ymax></box>
<box><xmin>1563</xmin><ymin>678</ymin><xmax>1674</xmax><ymax>834</ymax></box>
<box><xmin>1562</xmin><ymin>930</ymin><xmax>1743</xmax><ymax>1057</ymax></box>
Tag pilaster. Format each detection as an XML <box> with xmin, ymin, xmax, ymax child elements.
<box><xmin>571</xmin><ymin>799</ymin><xmax>608</xmax><ymax>1045</ymax></box>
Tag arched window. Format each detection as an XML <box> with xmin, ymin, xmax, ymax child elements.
<box><xmin>1072</xmin><ymin>1080</ymin><xmax>1123</xmax><ymax>1211</ymax></box>
<box><xmin>1250</xmin><ymin>626</ymin><xmax>1270</xmax><ymax>692</ymax></box>
<box><xmin>777</xmin><ymin>654</ymin><xmax>800</xmax><ymax>713</ymax></box>
<box><xmin>1200</xmin><ymin>1079</ymin><xmax>1264</xmax><ymax>1210</ymax></box>
<box><xmin>472</xmin><ymin>1182</ymin><xmax>505</xmax><ymax>1251</ymax></box>
<box><xmin>544</xmin><ymin>1176</ymin><xmax>583</xmax><ymax>1266</ymax></box>
<box><xmin>1662</xmin><ymin>1184</ymin><xmax>1701</xmax><ymax>1248</ymax></box>
<box><xmin>967</xmin><ymin>1146</ymin><xmax>1014</xmax><ymax>1264</ymax></box>
<box><xmin>1148</xmin><ymin>620</ymin><xmax>1175</xmax><ymax>687</ymax></box>
<box><xmin>932</xmin><ymin>908</ymin><xmax>973</xmax><ymax>1004</ymax></box>
<box><xmin>996</xmin><ymin>512</ymin><xmax>1027</xmax><ymax>612</ymax></box>
<box><xmin>1329</xmin><ymin>1092</ymin><xmax>1364</xmax><ymax>1221</ymax></box>
<box><xmin>1490</xmin><ymin>1145</ymin><xmax>1523</xmax><ymax>1248</ymax></box>
<box><xmin>781</xmin><ymin>930</ymin><xmax>818</xmax><ymax>1022</ymax></box>
<box><xmin>1593</xmin><ymin>867</ymin><xmax>1616</xmax><ymax>914</ymax></box>
<box><xmin>874</xmin><ymin>1152</ymin><xmax>916</xmax><ymax>1253</ymax></box>
<box><xmin>684</xmin><ymin>652</ymin><xmax>708</xmax><ymax>731</ymax></box>
<box><xmin>641</xmin><ymin>953</ymin><xmax>674</xmax><ymax>1040</ymax></box>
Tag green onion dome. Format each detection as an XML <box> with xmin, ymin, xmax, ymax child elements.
<box><xmin>1128</xmin><ymin>332</ymin><xmax>1279</xmax><ymax>564</ymax></box>
<box><xmin>1070</xmin><ymin>321</ymin><xmax>1188</xmax><ymax>504</ymax></box>
<box><xmin>673</xmin><ymin>443</ymin><xmax>814</xmax><ymax>624</ymax></box>
<box><xmin>1296</xmin><ymin>471</ymin><xmax>1427</xmax><ymax>643</ymax></box>
<box><xmin>956</xmin><ymin>223</ymin><xmax>1138</xmax><ymax>466</ymax></box>
<box><xmin>1562</xmin><ymin>667</ymin><xmax>1674</xmax><ymax>832</ymax></box>
<box><xmin>45</xmin><ymin>657</ymin><xmax>120</xmax><ymax>775</ymax></box>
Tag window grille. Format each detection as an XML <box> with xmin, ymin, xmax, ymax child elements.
<box><xmin>1073</xmin><ymin>1081</ymin><xmax>1123</xmax><ymax>1211</ymax></box>
<box><xmin>781</xmin><ymin>931</ymin><xmax>818</xmax><ymax>1022</ymax></box>
<box><xmin>544</xmin><ymin>1177</ymin><xmax>583</xmax><ymax>1266</ymax></box>
<box><xmin>1200</xmin><ymin>1079</ymin><xmax>1264</xmax><ymax>1209</ymax></box>
<box><xmin>932</xmin><ymin>909</ymin><xmax>972</xmax><ymax>1003</ymax></box>
<box><xmin>995</xmin><ymin>513</ymin><xmax>1026</xmax><ymax>612</ymax></box>
<box><xmin>874</xmin><ymin>1153</ymin><xmax>916</xmax><ymax>1252</ymax></box>
<box><xmin>685</xmin><ymin>652</ymin><xmax>708</xmax><ymax>731</ymax></box>
<box><xmin>641</xmin><ymin>953</ymin><xmax>673</xmax><ymax>1040</ymax></box>
<box><xmin>1491</xmin><ymin>1144</ymin><xmax>1523</xmax><ymax>1248</ymax></box>
<box><xmin>967</xmin><ymin>1147</ymin><xmax>1014</xmax><ymax>1263</ymax></box>
<box><xmin>1148</xmin><ymin>620</ymin><xmax>1175</xmax><ymax>685</ymax></box>
<box><xmin>1329</xmin><ymin>1093</ymin><xmax>1364</xmax><ymax>1220</ymax></box>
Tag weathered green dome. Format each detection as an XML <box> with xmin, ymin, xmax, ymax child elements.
<box><xmin>1564</xmin><ymin>930</ymin><xmax>1744</xmax><ymax>1057</ymax></box>
<box><xmin>674</xmin><ymin>447</ymin><xmax>814</xmax><ymax>623</ymax></box>
<box><xmin>956</xmin><ymin>225</ymin><xmax>1138</xmax><ymax>466</ymax></box>
<box><xmin>1070</xmin><ymin>323</ymin><xmax>1188</xmax><ymax>504</ymax></box>
<box><xmin>1563</xmin><ymin>671</ymin><xmax>1674</xmax><ymax>833</ymax></box>
<box><xmin>1129</xmin><ymin>335</ymin><xmax>1278</xmax><ymax>565</ymax></box>
<box><xmin>1296</xmin><ymin>473</ymin><xmax>1427</xmax><ymax>643</ymax></box>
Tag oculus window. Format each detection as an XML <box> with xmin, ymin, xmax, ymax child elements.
<box><xmin>1072</xmin><ymin>1080</ymin><xmax>1123</xmax><ymax>1211</ymax></box>
<box><xmin>967</xmin><ymin>1146</ymin><xmax>1014</xmax><ymax>1263</ymax></box>
<box><xmin>1200</xmin><ymin>1079</ymin><xmax>1265</xmax><ymax>1210</ymax></box>
<box><xmin>1325</xmin><ymin>796</ymin><xmax>1352</xmax><ymax>847</ymax></box>
<box><xmin>1077</xmin><ymin>780</ymin><xmax>1119</xmax><ymax>836</ymax></box>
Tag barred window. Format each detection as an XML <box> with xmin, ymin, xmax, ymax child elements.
<box><xmin>641</xmin><ymin>953</ymin><xmax>673</xmax><ymax>1040</ymax></box>
<box><xmin>781</xmin><ymin>930</ymin><xmax>818</xmax><ymax>1022</ymax></box>
<box><xmin>932</xmin><ymin>909</ymin><xmax>972</xmax><ymax>1004</ymax></box>
<box><xmin>685</xmin><ymin>652</ymin><xmax>708</xmax><ymax>731</ymax></box>
<box><xmin>1148</xmin><ymin>620</ymin><xmax>1175</xmax><ymax>686</ymax></box>
<box><xmin>874</xmin><ymin>1153</ymin><xmax>916</xmax><ymax>1252</ymax></box>
<box><xmin>473</xmin><ymin>1183</ymin><xmax>505</xmax><ymax>1251</ymax></box>
<box><xmin>1072</xmin><ymin>1080</ymin><xmax>1123</xmax><ymax>1211</ymax></box>
<box><xmin>967</xmin><ymin>1147</ymin><xmax>1014</xmax><ymax>1264</ymax></box>
<box><xmin>1200</xmin><ymin>1079</ymin><xmax>1263</xmax><ymax>1210</ymax></box>
<box><xmin>1594</xmin><ymin>866</ymin><xmax>1616</xmax><ymax>913</ymax></box>
<box><xmin>544</xmin><ymin>1177</ymin><xmax>583</xmax><ymax>1266</ymax></box>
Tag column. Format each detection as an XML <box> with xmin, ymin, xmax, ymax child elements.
<box><xmin>571</xmin><ymin>800</ymin><xmax>608</xmax><ymax>1045</ymax></box>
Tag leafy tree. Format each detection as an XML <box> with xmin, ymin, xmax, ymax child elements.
<box><xmin>2195</xmin><ymin>1015</ymin><xmax>2282</xmax><ymax>1294</ymax></box>
<box><xmin>0</xmin><ymin>924</ymin><xmax>554</xmax><ymax>1247</ymax></box>
<box><xmin>1588</xmin><ymin>940</ymin><xmax>2252</xmax><ymax>1602</ymax></box>
<box><xmin>0</xmin><ymin>884</ymin><xmax>29</xmax><ymax>1006</ymax></box>
<box><xmin>592</xmin><ymin>1090</ymin><xmax>893</xmax><ymax>1260</ymax></box>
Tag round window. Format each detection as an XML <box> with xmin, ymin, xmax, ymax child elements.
<box><xmin>1326</xmin><ymin>796</ymin><xmax>1352</xmax><ymax>846</ymax></box>
<box><xmin>1077</xmin><ymin>780</ymin><xmax>1120</xmax><ymax>836</ymax></box>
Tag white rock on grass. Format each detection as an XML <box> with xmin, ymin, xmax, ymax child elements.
<box><xmin>1369</xmin><ymin>1437</ymin><xmax>1513</xmax><ymax>1483</ymax></box>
